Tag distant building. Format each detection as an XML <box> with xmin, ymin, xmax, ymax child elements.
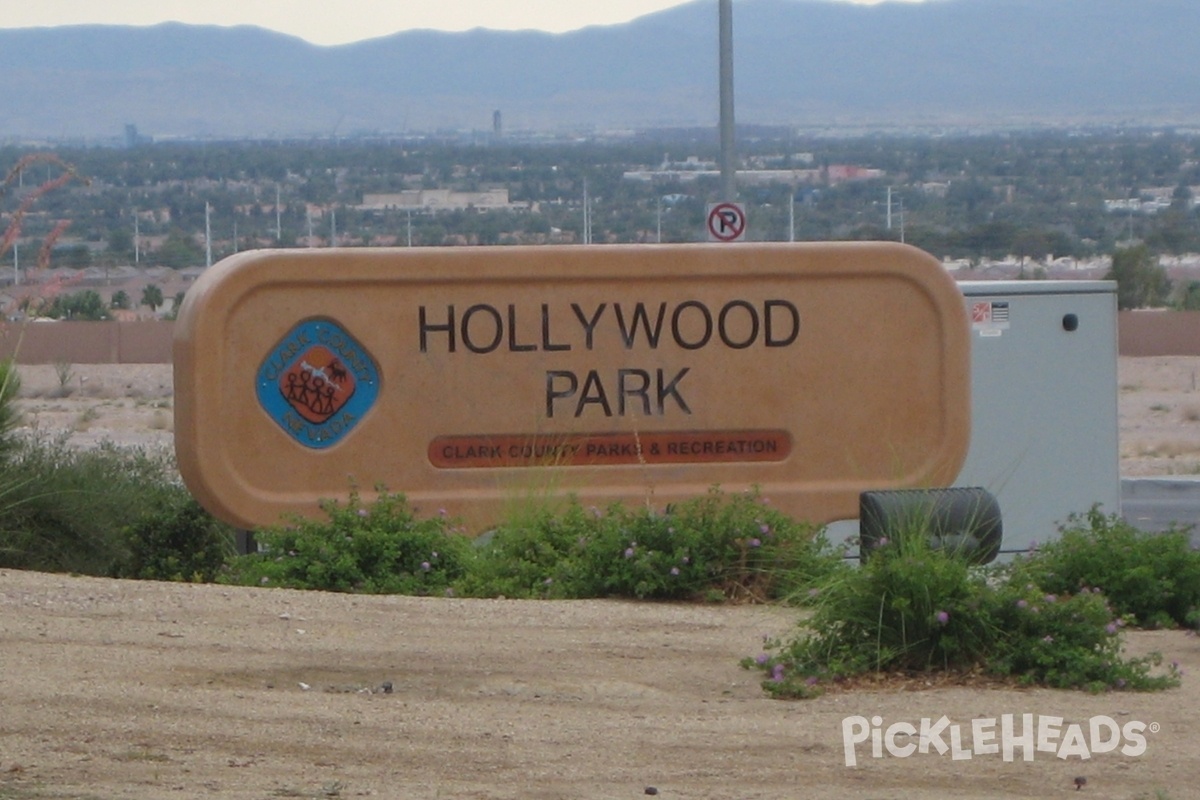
<box><xmin>1104</xmin><ymin>186</ymin><xmax>1200</xmax><ymax>215</ymax></box>
<box><xmin>359</xmin><ymin>189</ymin><xmax>516</xmax><ymax>211</ymax></box>
<box><xmin>123</xmin><ymin>124</ymin><xmax>148</xmax><ymax>148</ymax></box>
<box><xmin>825</xmin><ymin>165</ymin><xmax>884</xmax><ymax>183</ymax></box>
<box><xmin>623</xmin><ymin>163</ymin><xmax>882</xmax><ymax>186</ymax></box>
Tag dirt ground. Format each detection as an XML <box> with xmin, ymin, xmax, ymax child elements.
<box><xmin>2</xmin><ymin>358</ymin><xmax>1200</xmax><ymax>800</ymax></box>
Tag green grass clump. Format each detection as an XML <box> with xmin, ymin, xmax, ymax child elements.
<box><xmin>0</xmin><ymin>432</ymin><xmax>190</xmax><ymax>575</ymax></box>
<box><xmin>1011</xmin><ymin>507</ymin><xmax>1200</xmax><ymax>630</ymax></box>
<box><xmin>0</xmin><ymin>360</ymin><xmax>23</xmax><ymax>459</ymax></box>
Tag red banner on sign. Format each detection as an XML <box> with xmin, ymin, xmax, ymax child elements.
<box><xmin>429</xmin><ymin>430</ymin><xmax>792</xmax><ymax>469</ymax></box>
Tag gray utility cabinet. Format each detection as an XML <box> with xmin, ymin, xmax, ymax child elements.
<box><xmin>955</xmin><ymin>280</ymin><xmax>1120</xmax><ymax>554</ymax></box>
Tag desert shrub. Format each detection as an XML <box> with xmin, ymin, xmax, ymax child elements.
<box><xmin>459</xmin><ymin>488</ymin><xmax>845</xmax><ymax>601</ymax></box>
<box><xmin>750</xmin><ymin>529</ymin><xmax>996</xmax><ymax>695</ymax></box>
<box><xmin>0</xmin><ymin>360</ymin><xmax>22</xmax><ymax>459</ymax></box>
<box><xmin>119</xmin><ymin>496</ymin><xmax>236</xmax><ymax>582</ymax></box>
<box><xmin>454</xmin><ymin>500</ymin><xmax>592</xmax><ymax>599</ymax></box>
<box><xmin>0</xmin><ymin>434</ymin><xmax>184</xmax><ymax>575</ymax></box>
<box><xmin>222</xmin><ymin>486</ymin><xmax>843</xmax><ymax>601</ymax></box>
<box><xmin>1013</xmin><ymin>507</ymin><xmax>1200</xmax><ymax>629</ymax></box>
<box><xmin>221</xmin><ymin>488</ymin><xmax>472</xmax><ymax>594</ymax></box>
<box><xmin>747</xmin><ymin>528</ymin><xmax>1180</xmax><ymax>698</ymax></box>
<box><xmin>984</xmin><ymin>581</ymin><xmax>1175</xmax><ymax>692</ymax></box>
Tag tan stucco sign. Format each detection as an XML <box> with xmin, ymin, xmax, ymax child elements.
<box><xmin>174</xmin><ymin>243</ymin><xmax>970</xmax><ymax>531</ymax></box>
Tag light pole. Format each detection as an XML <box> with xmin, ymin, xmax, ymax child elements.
<box><xmin>718</xmin><ymin>0</ymin><xmax>736</xmax><ymax>203</ymax></box>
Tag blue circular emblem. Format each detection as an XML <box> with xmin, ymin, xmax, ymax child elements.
<box><xmin>256</xmin><ymin>319</ymin><xmax>380</xmax><ymax>449</ymax></box>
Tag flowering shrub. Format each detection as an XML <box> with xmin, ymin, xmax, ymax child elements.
<box><xmin>748</xmin><ymin>529</ymin><xmax>996</xmax><ymax>697</ymax></box>
<box><xmin>745</xmin><ymin>528</ymin><xmax>1181</xmax><ymax>699</ymax></box>
<box><xmin>226</xmin><ymin>486</ymin><xmax>844</xmax><ymax>601</ymax></box>
<box><xmin>985</xmin><ymin>581</ymin><xmax>1176</xmax><ymax>692</ymax></box>
<box><xmin>459</xmin><ymin>487</ymin><xmax>844</xmax><ymax>601</ymax></box>
<box><xmin>1011</xmin><ymin>507</ymin><xmax>1200</xmax><ymax>630</ymax></box>
<box><xmin>222</xmin><ymin>488</ymin><xmax>471</xmax><ymax>595</ymax></box>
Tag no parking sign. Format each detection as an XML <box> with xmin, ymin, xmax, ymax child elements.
<box><xmin>706</xmin><ymin>202</ymin><xmax>747</xmax><ymax>242</ymax></box>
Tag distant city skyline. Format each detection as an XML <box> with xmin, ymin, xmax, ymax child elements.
<box><xmin>0</xmin><ymin>0</ymin><xmax>926</xmax><ymax>46</ymax></box>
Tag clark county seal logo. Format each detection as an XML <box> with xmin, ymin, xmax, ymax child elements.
<box><xmin>256</xmin><ymin>319</ymin><xmax>380</xmax><ymax>449</ymax></box>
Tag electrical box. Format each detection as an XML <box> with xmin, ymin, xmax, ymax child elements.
<box><xmin>957</xmin><ymin>280</ymin><xmax>1120</xmax><ymax>554</ymax></box>
<box><xmin>836</xmin><ymin>279</ymin><xmax>1121</xmax><ymax>557</ymax></box>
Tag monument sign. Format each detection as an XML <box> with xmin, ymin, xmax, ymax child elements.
<box><xmin>174</xmin><ymin>243</ymin><xmax>970</xmax><ymax>531</ymax></box>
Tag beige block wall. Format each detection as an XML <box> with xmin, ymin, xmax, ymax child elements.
<box><xmin>0</xmin><ymin>321</ymin><xmax>174</xmax><ymax>364</ymax></box>
<box><xmin>0</xmin><ymin>311</ymin><xmax>1194</xmax><ymax>365</ymax></box>
<box><xmin>1118</xmin><ymin>311</ymin><xmax>1200</xmax><ymax>357</ymax></box>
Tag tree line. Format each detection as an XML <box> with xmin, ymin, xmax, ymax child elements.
<box><xmin>4</xmin><ymin>129</ymin><xmax>1200</xmax><ymax>308</ymax></box>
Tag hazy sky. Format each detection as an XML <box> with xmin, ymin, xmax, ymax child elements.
<box><xmin>0</xmin><ymin>0</ymin><xmax>925</xmax><ymax>46</ymax></box>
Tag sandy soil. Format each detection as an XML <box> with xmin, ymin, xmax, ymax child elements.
<box><xmin>1118</xmin><ymin>357</ymin><xmax>1200</xmax><ymax>477</ymax></box>
<box><xmin>1</xmin><ymin>358</ymin><xmax>1199</xmax><ymax>799</ymax></box>
<box><xmin>13</xmin><ymin>363</ymin><xmax>175</xmax><ymax>454</ymax></box>
<box><xmin>1</xmin><ymin>571</ymin><xmax>1198</xmax><ymax>800</ymax></box>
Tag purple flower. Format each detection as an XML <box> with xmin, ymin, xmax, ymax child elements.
<box><xmin>755</xmin><ymin>653</ymin><xmax>769</xmax><ymax>665</ymax></box>
<box><xmin>935</xmin><ymin>610</ymin><xmax>950</xmax><ymax>625</ymax></box>
<box><xmin>805</xmin><ymin>676</ymin><xmax>819</xmax><ymax>687</ymax></box>
<box><xmin>876</xmin><ymin>537</ymin><xmax>890</xmax><ymax>548</ymax></box>
<box><xmin>624</xmin><ymin>547</ymin><xmax>635</xmax><ymax>558</ymax></box>
<box><xmin>420</xmin><ymin>561</ymin><xmax>431</xmax><ymax>572</ymax></box>
<box><xmin>1044</xmin><ymin>594</ymin><xmax>1058</xmax><ymax>603</ymax></box>
<box><xmin>759</xmin><ymin>523</ymin><xmax>771</xmax><ymax>535</ymax></box>
<box><xmin>1116</xmin><ymin>678</ymin><xmax>1127</xmax><ymax>689</ymax></box>
<box><xmin>1106</xmin><ymin>623</ymin><xmax>1118</xmax><ymax>635</ymax></box>
<box><xmin>670</xmin><ymin>567</ymin><xmax>680</xmax><ymax>576</ymax></box>
<box><xmin>1016</xmin><ymin>599</ymin><xmax>1029</xmax><ymax>609</ymax></box>
<box><xmin>356</xmin><ymin>508</ymin><xmax>369</xmax><ymax>518</ymax></box>
<box><xmin>1042</xmin><ymin>635</ymin><xmax>1054</xmax><ymax>644</ymax></box>
<box><xmin>682</xmin><ymin>556</ymin><xmax>690</xmax><ymax>564</ymax></box>
<box><xmin>749</xmin><ymin>538</ymin><xmax>762</xmax><ymax>548</ymax></box>
<box><xmin>771</xmin><ymin>664</ymin><xmax>785</xmax><ymax>682</ymax></box>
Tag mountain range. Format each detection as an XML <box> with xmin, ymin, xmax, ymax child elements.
<box><xmin>0</xmin><ymin>0</ymin><xmax>1197</xmax><ymax>140</ymax></box>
